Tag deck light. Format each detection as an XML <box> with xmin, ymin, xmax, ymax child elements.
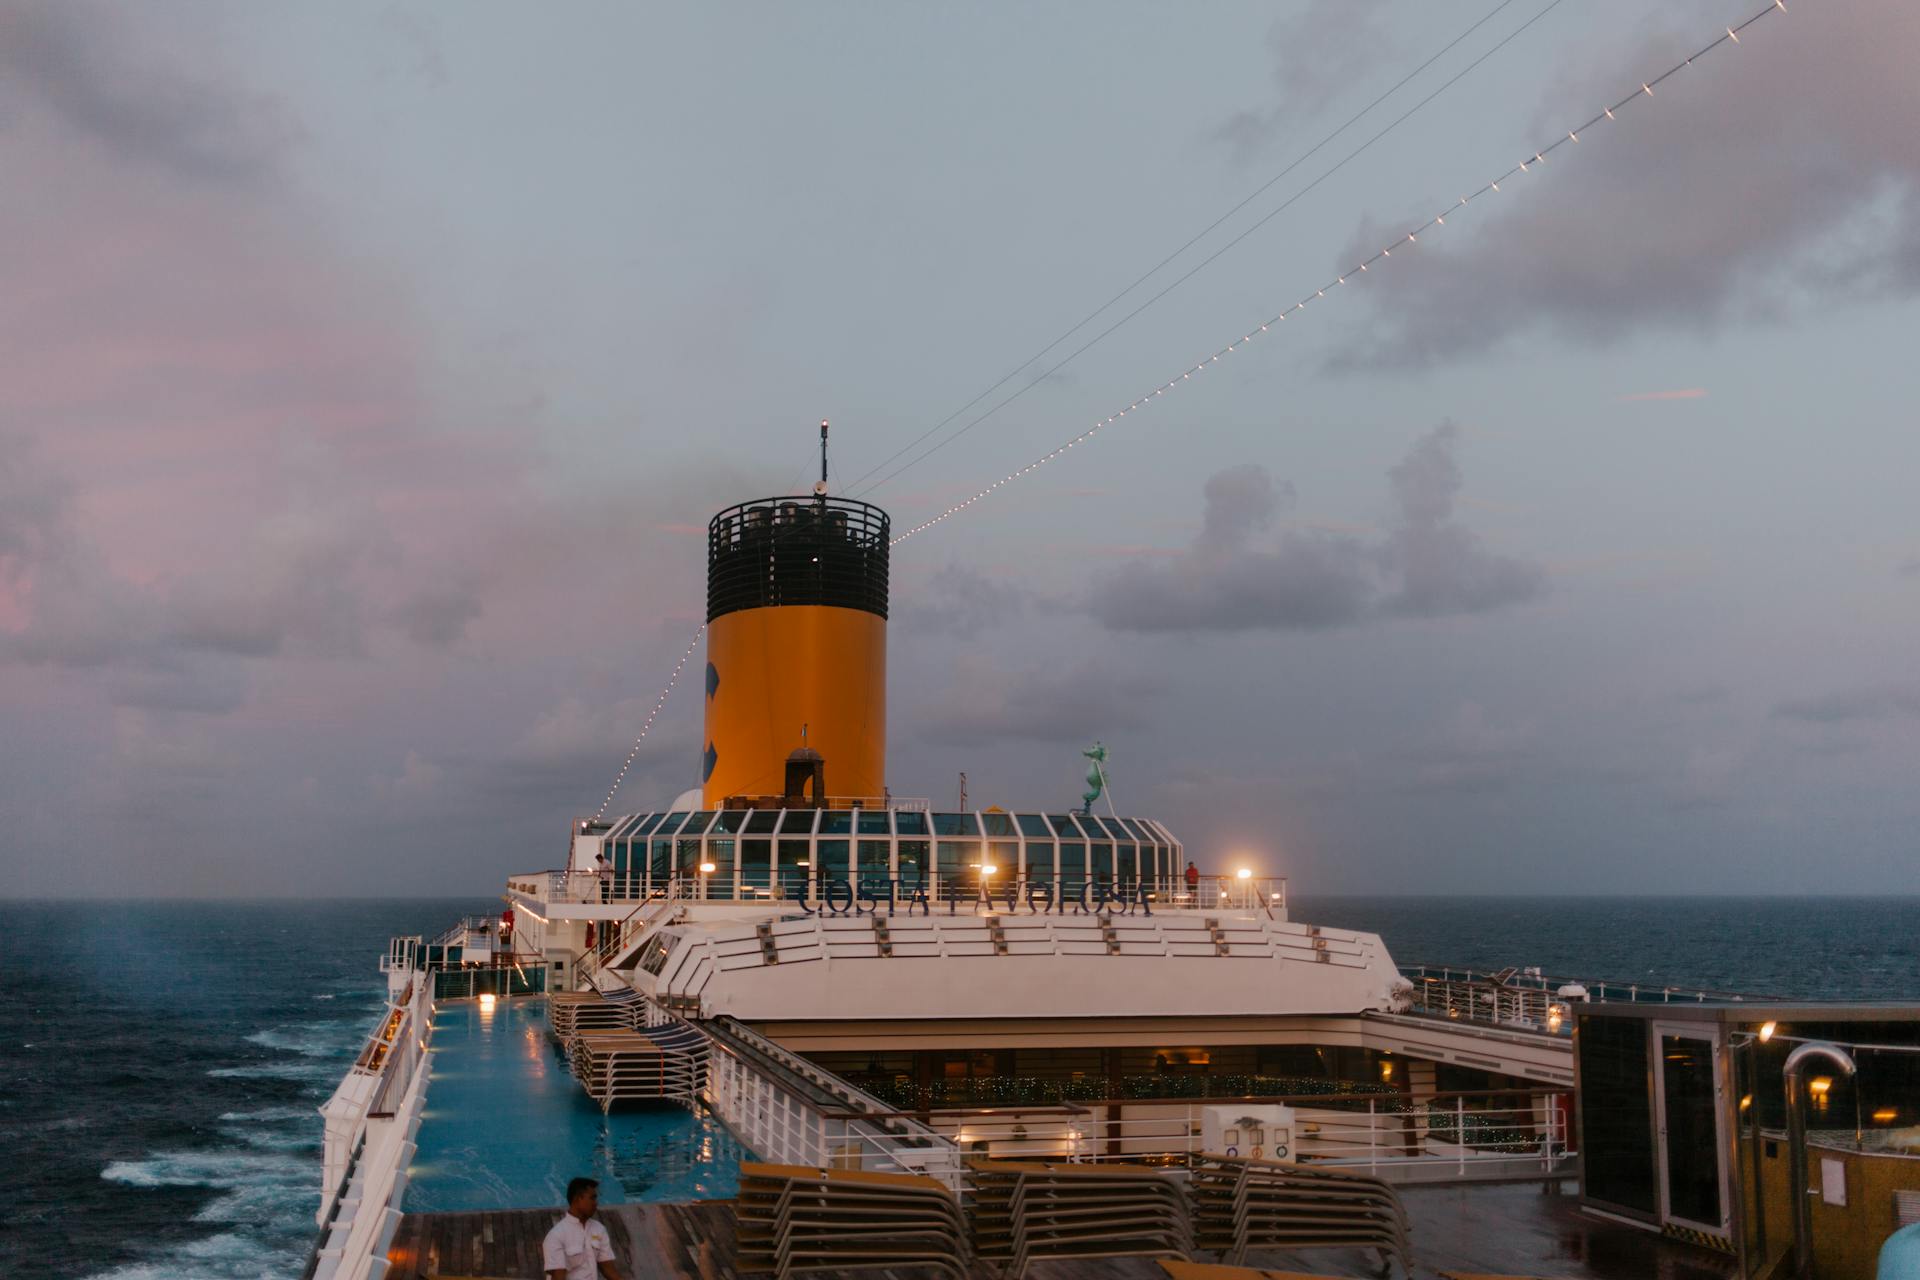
<box><xmin>981</xmin><ymin>864</ymin><xmax>997</xmax><ymax>876</ymax></box>
<box><xmin>478</xmin><ymin>993</ymin><xmax>496</xmax><ymax>1010</ymax></box>
<box><xmin>1759</xmin><ymin>1021</ymin><xmax>1777</xmax><ymax>1042</ymax></box>
<box><xmin>1235</xmin><ymin>868</ymin><xmax>1252</xmax><ymax>880</ymax></box>
<box><xmin>1874</xmin><ymin>1108</ymin><xmax>1899</xmax><ymax>1123</ymax></box>
<box><xmin>1808</xmin><ymin>1076</ymin><xmax>1832</xmax><ymax>1096</ymax></box>
<box><xmin>699</xmin><ymin>862</ymin><xmax>717</xmax><ymax>874</ymax></box>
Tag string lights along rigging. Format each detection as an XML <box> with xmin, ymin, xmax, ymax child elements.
<box><xmin>594</xmin><ymin>0</ymin><xmax>1788</xmax><ymax>815</ymax></box>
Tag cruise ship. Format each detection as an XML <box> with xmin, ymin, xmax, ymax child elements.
<box><xmin>308</xmin><ymin>471</ymin><xmax>1920</xmax><ymax>1280</ymax></box>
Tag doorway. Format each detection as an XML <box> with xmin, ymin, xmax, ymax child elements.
<box><xmin>1653</xmin><ymin>1025</ymin><xmax>1728</xmax><ymax>1234</ymax></box>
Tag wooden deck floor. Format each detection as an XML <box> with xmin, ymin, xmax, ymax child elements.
<box><xmin>387</xmin><ymin>1180</ymin><xmax>1738</xmax><ymax>1280</ymax></box>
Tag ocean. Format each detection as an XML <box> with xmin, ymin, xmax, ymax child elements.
<box><xmin>2</xmin><ymin>895</ymin><xmax>1915</xmax><ymax>1279</ymax></box>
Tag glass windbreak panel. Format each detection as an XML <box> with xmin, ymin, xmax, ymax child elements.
<box><xmin>1058</xmin><ymin>842</ymin><xmax>1086</xmax><ymax>886</ymax></box>
<box><xmin>1577</xmin><ymin>1016</ymin><xmax>1656</xmax><ymax>1215</ymax></box>
<box><xmin>654</xmin><ymin>812</ymin><xmax>688</xmax><ymax>836</ymax></box>
<box><xmin>777</xmin><ymin>840</ymin><xmax>812</xmax><ymax>897</ymax></box>
<box><xmin>681</xmin><ymin>811</ymin><xmax>717</xmax><ymax>836</ymax></box>
<box><xmin>1086</xmin><ymin>815</ymin><xmax>1123</xmax><ymax>840</ymax></box>
<box><xmin>1024</xmin><ymin>842</ymin><xmax>1055</xmax><ymax>881</ymax></box>
<box><xmin>634</xmin><ymin>814</ymin><xmax>664</xmax><ymax>837</ymax></box>
<box><xmin>679</xmin><ymin>837</ymin><xmax>710</xmax><ymax>876</ymax></box>
<box><xmin>1016</xmin><ymin>813</ymin><xmax>1052</xmax><ymax>838</ymax></box>
<box><xmin>740</xmin><ymin>839</ymin><xmax>772</xmax><ymax>890</ymax></box>
<box><xmin>1049</xmin><ymin>814</ymin><xmax>1085</xmax><ymax>839</ymax></box>
<box><xmin>857</xmin><ymin>809</ymin><xmax>891</xmax><ymax>835</ymax></box>
<box><xmin>1661</xmin><ymin>1035</ymin><xmax>1722</xmax><ymax>1227</ymax></box>
<box><xmin>1087</xmin><ymin>844</ymin><xmax>1113</xmax><ymax>882</ymax></box>
<box><xmin>745</xmin><ymin>809</ymin><xmax>780</xmax><ymax>834</ymax></box>
<box><xmin>816</xmin><ymin>811</ymin><xmax>851</xmax><ymax>835</ymax></box>
<box><xmin>1118</xmin><ymin>818</ymin><xmax>1151</xmax><ymax>841</ymax></box>
<box><xmin>817</xmin><ymin>839</ymin><xmax>850</xmax><ymax>882</ymax></box>
<box><xmin>988</xmin><ymin>842</ymin><xmax>1016</xmax><ymax>880</ymax></box>
<box><xmin>712</xmin><ymin>810</ymin><xmax>748</xmax><ymax>834</ymax></box>
<box><xmin>897</xmin><ymin>839</ymin><xmax>929</xmax><ymax>883</ymax></box>
<box><xmin>648</xmin><ymin>839</ymin><xmax>672</xmax><ymax>883</ymax></box>
<box><xmin>894</xmin><ymin>810</ymin><xmax>928</xmax><ymax>836</ymax></box>
<box><xmin>704</xmin><ymin>837</ymin><xmax>734</xmax><ymax>896</ymax></box>
<box><xmin>980</xmin><ymin>811</ymin><xmax>1015</xmax><ymax>837</ymax></box>
<box><xmin>932</xmin><ymin>812</ymin><xmax>980</xmax><ymax>837</ymax></box>
<box><xmin>857</xmin><ymin>840</ymin><xmax>892</xmax><ymax>881</ymax></box>
<box><xmin>1116</xmin><ymin>844</ymin><xmax>1138</xmax><ymax>882</ymax></box>
<box><xmin>936</xmin><ymin>840</ymin><xmax>976</xmax><ymax>886</ymax></box>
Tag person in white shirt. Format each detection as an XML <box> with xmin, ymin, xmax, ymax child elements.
<box><xmin>543</xmin><ymin>1177</ymin><xmax>625</xmax><ymax>1280</ymax></box>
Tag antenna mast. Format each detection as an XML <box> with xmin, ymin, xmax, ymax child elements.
<box><xmin>816</xmin><ymin>419</ymin><xmax>830</xmax><ymax>497</ymax></box>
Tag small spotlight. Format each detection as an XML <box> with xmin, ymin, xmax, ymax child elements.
<box><xmin>699</xmin><ymin>862</ymin><xmax>716</xmax><ymax>874</ymax></box>
<box><xmin>1759</xmin><ymin>1021</ymin><xmax>1777</xmax><ymax>1043</ymax></box>
<box><xmin>1235</xmin><ymin>868</ymin><xmax>1253</xmax><ymax>881</ymax></box>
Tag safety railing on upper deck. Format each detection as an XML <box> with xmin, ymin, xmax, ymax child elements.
<box><xmin>819</xmin><ymin>1085</ymin><xmax>1573</xmax><ymax>1181</ymax></box>
<box><xmin>1402</xmin><ymin>963</ymin><xmax>1772</xmax><ymax>1034</ymax></box>
<box><xmin>508</xmin><ymin>870</ymin><xmax>1288</xmax><ymax>914</ymax></box>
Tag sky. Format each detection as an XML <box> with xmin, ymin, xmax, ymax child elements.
<box><xmin>2</xmin><ymin>0</ymin><xmax>1916</xmax><ymax>897</ymax></box>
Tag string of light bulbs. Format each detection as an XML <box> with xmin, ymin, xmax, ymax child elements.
<box><xmin>592</xmin><ymin>626</ymin><xmax>705</xmax><ymax>820</ymax></box>
<box><xmin>888</xmin><ymin>0</ymin><xmax>1785</xmax><ymax>547</ymax></box>
<box><xmin>593</xmin><ymin>0</ymin><xmax>1786</xmax><ymax>814</ymax></box>
<box><xmin>841</xmin><ymin>0</ymin><xmax>1537</xmax><ymax>499</ymax></box>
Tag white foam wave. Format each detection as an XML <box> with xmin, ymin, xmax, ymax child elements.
<box><xmin>245</xmin><ymin>1021</ymin><xmax>355</xmax><ymax>1058</ymax></box>
<box><xmin>206</xmin><ymin>1061</ymin><xmax>337</xmax><ymax>1081</ymax></box>
<box><xmin>102</xmin><ymin>1149</ymin><xmax>317</xmax><ymax>1223</ymax></box>
<box><xmin>217</xmin><ymin>1106</ymin><xmax>313</xmax><ymax>1123</ymax></box>
<box><xmin>81</xmin><ymin>1229</ymin><xmax>303</xmax><ymax>1280</ymax></box>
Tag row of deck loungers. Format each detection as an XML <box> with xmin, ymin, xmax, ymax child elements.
<box><xmin>1190</xmin><ymin>1156</ymin><xmax>1409</xmax><ymax>1275</ymax></box>
<box><xmin>546</xmin><ymin>989</ymin><xmax>637</xmax><ymax>1038</ymax></box>
<box><xmin>968</xmin><ymin>1158</ymin><xmax>1192</xmax><ymax>1278</ymax></box>
<box><xmin>546</xmin><ymin>990</ymin><xmax>708</xmax><ymax>1110</ymax></box>
<box><xmin>737</xmin><ymin>1162</ymin><xmax>968</xmax><ymax>1280</ymax></box>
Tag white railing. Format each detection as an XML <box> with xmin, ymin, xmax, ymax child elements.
<box><xmin>819</xmin><ymin>1088</ymin><xmax>1574</xmax><ymax>1183</ymax></box>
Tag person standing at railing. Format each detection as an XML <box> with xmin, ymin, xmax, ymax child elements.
<box><xmin>1185</xmin><ymin>861</ymin><xmax>1199</xmax><ymax>900</ymax></box>
<box><xmin>594</xmin><ymin>849</ymin><xmax>611</xmax><ymax>903</ymax></box>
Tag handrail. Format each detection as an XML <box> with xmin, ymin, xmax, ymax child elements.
<box><xmin>297</xmin><ymin>1130</ymin><xmax>366</xmax><ymax>1280</ymax></box>
<box><xmin>1402</xmin><ymin>962</ymin><xmax>1776</xmax><ymax>1005</ymax></box>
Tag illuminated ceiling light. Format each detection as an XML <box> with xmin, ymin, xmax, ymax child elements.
<box><xmin>1759</xmin><ymin>1021</ymin><xmax>1777</xmax><ymax>1042</ymax></box>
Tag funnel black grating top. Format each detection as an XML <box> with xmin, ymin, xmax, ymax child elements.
<box><xmin>706</xmin><ymin>496</ymin><xmax>889</xmax><ymax>622</ymax></box>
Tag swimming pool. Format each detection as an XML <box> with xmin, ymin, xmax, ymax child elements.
<box><xmin>405</xmin><ymin>997</ymin><xmax>746</xmax><ymax>1211</ymax></box>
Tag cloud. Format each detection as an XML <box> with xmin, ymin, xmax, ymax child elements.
<box><xmin>1334</xmin><ymin>4</ymin><xmax>1920</xmax><ymax>366</ymax></box>
<box><xmin>1088</xmin><ymin>423</ymin><xmax>1545</xmax><ymax>632</ymax></box>
<box><xmin>895</xmin><ymin>564</ymin><xmax>1030</xmax><ymax>639</ymax></box>
<box><xmin>1621</xmin><ymin>388</ymin><xmax>1707</xmax><ymax>402</ymax></box>
<box><xmin>0</xmin><ymin>2</ymin><xmax>302</xmax><ymax>183</ymax></box>
<box><xmin>1213</xmin><ymin>0</ymin><xmax>1396</xmax><ymax>163</ymax></box>
<box><xmin>1772</xmin><ymin>685</ymin><xmax>1920</xmax><ymax>725</ymax></box>
<box><xmin>1899</xmin><ymin>557</ymin><xmax>1920</xmax><ymax>579</ymax></box>
<box><xmin>389</xmin><ymin>580</ymin><xmax>486</xmax><ymax>649</ymax></box>
<box><xmin>915</xmin><ymin>658</ymin><xmax>1160</xmax><ymax>748</ymax></box>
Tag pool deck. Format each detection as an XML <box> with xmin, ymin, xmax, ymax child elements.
<box><xmin>386</xmin><ymin>1178</ymin><xmax>1739</xmax><ymax>1279</ymax></box>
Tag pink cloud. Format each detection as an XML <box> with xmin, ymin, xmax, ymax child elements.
<box><xmin>1620</xmin><ymin>388</ymin><xmax>1708</xmax><ymax>402</ymax></box>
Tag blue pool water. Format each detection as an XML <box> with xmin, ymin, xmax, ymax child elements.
<box><xmin>406</xmin><ymin>997</ymin><xmax>746</xmax><ymax>1211</ymax></box>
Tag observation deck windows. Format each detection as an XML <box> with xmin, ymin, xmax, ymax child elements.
<box><xmin>817</xmin><ymin>839</ymin><xmax>850</xmax><ymax>884</ymax></box>
<box><xmin>894</xmin><ymin>811</ymin><xmax>929</xmax><ymax>836</ymax></box>
<box><xmin>776</xmin><ymin>839</ymin><xmax>811</xmax><ymax>896</ymax></box>
<box><xmin>1015</xmin><ymin>813</ymin><xmax>1052</xmax><ymax>839</ymax></box>
<box><xmin>932</xmin><ymin>812</ymin><xmax>980</xmax><ymax>837</ymax></box>
<box><xmin>857</xmin><ymin>839</ymin><xmax>891</xmax><ymax>880</ymax></box>
<box><xmin>684</xmin><ymin>811</ymin><xmax>718</xmax><ymax>836</ymax></box>
<box><xmin>1058</xmin><ymin>841</ymin><xmax>1086</xmax><ymax>886</ymax></box>
<box><xmin>634</xmin><ymin>813</ymin><xmax>666</xmax><ymax>837</ymax></box>
<box><xmin>816</xmin><ymin>811</ymin><xmax>852</xmax><ymax>836</ymax></box>
<box><xmin>654</xmin><ymin>812</ymin><xmax>689</xmax><ymax>837</ymax></box>
<box><xmin>1117</xmin><ymin>843</ymin><xmax>1139</xmax><ymax>882</ymax></box>
<box><xmin>741</xmin><ymin>839</ymin><xmax>772</xmax><ymax>890</ymax></box>
<box><xmin>649</xmin><ymin>839</ymin><xmax>673</xmax><ymax>884</ymax></box>
<box><xmin>1048</xmin><ymin>814</ymin><xmax>1086</xmax><ymax>839</ymax></box>
<box><xmin>711</xmin><ymin>810</ymin><xmax>749</xmax><ymax>834</ymax></box>
<box><xmin>856</xmin><ymin>810</ymin><xmax>892</xmax><ymax>836</ymax></box>
<box><xmin>745</xmin><ymin>810</ymin><xmax>780</xmax><ymax>835</ymax></box>
<box><xmin>897</xmin><ymin>839</ymin><xmax>928</xmax><ymax>883</ymax></box>
<box><xmin>980</xmin><ymin>811</ymin><xmax>1015</xmax><ymax>837</ymax></box>
<box><xmin>936</xmin><ymin>840</ymin><xmax>977</xmax><ymax>882</ymax></box>
<box><xmin>1023</xmin><ymin>842</ymin><xmax>1055</xmax><ymax>882</ymax></box>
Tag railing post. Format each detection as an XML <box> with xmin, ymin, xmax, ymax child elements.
<box><xmin>1368</xmin><ymin>1099</ymin><xmax>1377</xmax><ymax>1175</ymax></box>
<box><xmin>1457</xmin><ymin>1097</ymin><xmax>1466</xmax><ymax>1175</ymax></box>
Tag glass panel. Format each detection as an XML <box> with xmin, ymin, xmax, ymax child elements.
<box><xmin>1049</xmin><ymin>814</ymin><xmax>1085</xmax><ymax>839</ymax></box>
<box><xmin>1086</xmin><ymin>815</ymin><xmax>1123</xmax><ymax>840</ymax></box>
<box><xmin>817</xmin><ymin>811</ymin><xmax>851</xmax><ymax>835</ymax></box>
<box><xmin>1015</xmin><ymin>813</ymin><xmax>1052</xmax><ymax>838</ymax></box>
<box><xmin>745</xmin><ymin>809</ymin><xmax>780</xmax><ymax>834</ymax></box>
<box><xmin>703</xmin><ymin>836</ymin><xmax>734</xmax><ymax>897</ymax></box>
<box><xmin>894</xmin><ymin>810</ymin><xmax>928</xmax><ymax>836</ymax></box>
<box><xmin>740</xmin><ymin>839</ymin><xmax>772</xmax><ymax>890</ymax></box>
<box><xmin>1058</xmin><ymin>841</ymin><xmax>1085</xmax><ymax>887</ymax></box>
<box><xmin>857</xmin><ymin>809</ymin><xmax>892</xmax><ymax>835</ymax></box>
<box><xmin>1023</xmin><ymin>842</ymin><xmax>1055</xmax><ymax>881</ymax></box>
<box><xmin>858</xmin><ymin>840</ymin><xmax>892</xmax><ymax>880</ymax></box>
<box><xmin>988</xmin><ymin>842</ymin><xmax>1016</xmax><ymax>880</ymax></box>
<box><xmin>633</xmin><ymin>814</ymin><xmax>664</xmax><ymax>837</ymax></box>
<box><xmin>681</xmin><ymin>811</ymin><xmax>717</xmax><ymax>836</ymax></box>
<box><xmin>654</xmin><ymin>812</ymin><xmax>688</xmax><ymax>836</ymax></box>
<box><xmin>1117</xmin><ymin>817</ymin><xmax>1150</xmax><ymax>841</ymax></box>
<box><xmin>777</xmin><ymin>840</ymin><xmax>811</xmax><ymax>898</ymax></box>
<box><xmin>1661</xmin><ymin>1034</ymin><xmax>1722</xmax><ymax>1226</ymax></box>
<box><xmin>712</xmin><ymin>810</ymin><xmax>749</xmax><ymax>834</ymax></box>
<box><xmin>817</xmin><ymin>839</ymin><xmax>850</xmax><ymax>881</ymax></box>
<box><xmin>1577</xmin><ymin>1016</ymin><xmax>1656</xmax><ymax>1215</ymax></box>
<box><xmin>1087</xmin><ymin>843</ymin><xmax>1113</xmax><ymax>882</ymax></box>
<box><xmin>649</xmin><ymin>839</ymin><xmax>672</xmax><ymax>884</ymax></box>
<box><xmin>897</xmin><ymin>840</ymin><xmax>929</xmax><ymax>883</ymax></box>
<box><xmin>686</xmin><ymin>836</ymin><xmax>721</xmax><ymax>876</ymax></box>
<box><xmin>936</xmin><ymin>840</ymin><xmax>976</xmax><ymax>886</ymax></box>
<box><xmin>1116</xmin><ymin>844</ymin><xmax>1138</xmax><ymax>882</ymax></box>
<box><xmin>980</xmin><ymin>811</ymin><xmax>1015</xmax><ymax>837</ymax></box>
<box><xmin>932</xmin><ymin>812</ymin><xmax>979</xmax><ymax>837</ymax></box>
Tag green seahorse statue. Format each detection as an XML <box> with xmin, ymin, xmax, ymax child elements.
<box><xmin>1080</xmin><ymin>742</ymin><xmax>1108</xmax><ymax>815</ymax></box>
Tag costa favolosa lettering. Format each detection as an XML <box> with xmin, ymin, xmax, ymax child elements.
<box><xmin>794</xmin><ymin>877</ymin><xmax>1154</xmax><ymax>917</ymax></box>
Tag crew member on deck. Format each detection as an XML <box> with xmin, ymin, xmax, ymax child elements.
<box><xmin>543</xmin><ymin>1177</ymin><xmax>624</xmax><ymax>1280</ymax></box>
<box><xmin>1185</xmin><ymin>861</ymin><xmax>1200</xmax><ymax>894</ymax></box>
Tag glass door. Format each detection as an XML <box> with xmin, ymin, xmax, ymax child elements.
<box><xmin>1653</xmin><ymin>1025</ymin><xmax>1728</xmax><ymax>1234</ymax></box>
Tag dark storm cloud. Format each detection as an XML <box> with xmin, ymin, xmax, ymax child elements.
<box><xmin>1333</xmin><ymin>3</ymin><xmax>1920</xmax><ymax>367</ymax></box>
<box><xmin>1088</xmin><ymin>423</ymin><xmax>1544</xmax><ymax>632</ymax></box>
<box><xmin>1772</xmin><ymin>685</ymin><xmax>1920</xmax><ymax>725</ymax></box>
<box><xmin>0</xmin><ymin>1</ymin><xmax>301</xmax><ymax>182</ymax></box>
<box><xmin>916</xmin><ymin>659</ymin><xmax>1160</xmax><ymax>749</ymax></box>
